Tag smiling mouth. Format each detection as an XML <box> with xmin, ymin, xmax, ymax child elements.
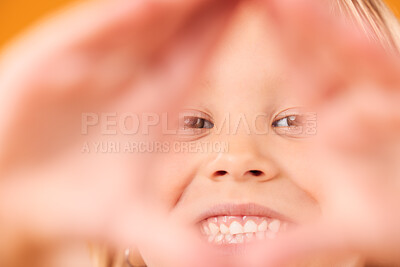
<box><xmin>198</xmin><ymin>203</ymin><xmax>290</xmax><ymax>245</ymax></box>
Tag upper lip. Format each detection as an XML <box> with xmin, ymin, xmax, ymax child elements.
<box><xmin>196</xmin><ymin>202</ymin><xmax>293</xmax><ymax>223</ymax></box>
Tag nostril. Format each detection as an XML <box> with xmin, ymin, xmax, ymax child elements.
<box><xmin>214</xmin><ymin>170</ymin><xmax>228</xmax><ymax>176</ymax></box>
<box><xmin>249</xmin><ymin>170</ymin><xmax>263</xmax><ymax>176</ymax></box>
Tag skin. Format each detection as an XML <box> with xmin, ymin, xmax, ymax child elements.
<box><xmin>0</xmin><ymin>0</ymin><xmax>400</xmax><ymax>266</ymax></box>
<box><xmin>148</xmin><ymin>3</ymin><xmax>319</xmax><ymax>226</ymax></box>
<box><xmin>136</xmin><ymin>3</ymin><xmax>354</xmax><ymax>267</ymax></box>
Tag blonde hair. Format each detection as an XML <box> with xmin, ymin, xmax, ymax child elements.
<box><xmin>332</xmin><ymin>0</ymin><xmax>400</xmax><ymax>53</ymax></box>
<box><xmin>92</xmin><ymin>1</ymin><xmax>400</xmax><ymax>266</ymax></box>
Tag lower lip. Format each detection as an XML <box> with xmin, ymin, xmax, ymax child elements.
<box><xmin>198</xmin><ymin>232</ymin><xmax>273</xmax><ymax>257</ymax></box>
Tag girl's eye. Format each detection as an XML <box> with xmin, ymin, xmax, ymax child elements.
<box><xmin>272</xmin><ymin>115</ymin><xmax>304</xmax><ymax>128</ymax></box>
<box><xmin>272</xmin><ymin>108</ymin><xmax>316</xmax><ymax>138</ymax></box>
<box><xmin>183</xmin><ymin>116</ymin><xmax>214</xmax><ymax>129</ymax></box>
<box><xmin>176</xmin><ymin>110</ymin><xmax>214</xmax><ymax>140</ymax></box>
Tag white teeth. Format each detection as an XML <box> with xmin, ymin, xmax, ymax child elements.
<box><xmin>208</xmin><ymin>217</ymin><xmax>218</xmax><ymax>223</ymax></box>
<box><xmin>203</xmin><ymin>224</ymin><xmax>211</xmax><ymax>235</ymax></box>
<box><xmin>209</xmin><ymin>223</ymin><xmax>220</xmax><ymax>235</ymax></box>
<box><xmin>229</xmin><ymin>221</ymin><xmax>244</xmax><ymax>235</ymax></box>
<box><xmin>220</xmin><ymin>216</ymin><xmax>228</xmax><ymax>223</ymax></box>
<box><xmin>225</xmin><ymin>234</ymin><xmax>233</xmax><ymax>242</ymax></box>
<box><xmin>215</xmin><ymin>234</ymin><xmax>223</xmax><ymax>243</ymax></box>
<box><xmin>258</xmin><ymin>220</ymin><xmax>268</xmax><ymax>232</ymax></box>
<box><xmin>243</xmin><ymin>220</ymin><xmax>258</xmax><ymax>233</ymax></box>
<box><xmin>220</xmin><ymin>224</ymin><xmax>229</xmax><ymax>234</ymax></box>
<box><xmin>236</xmin><ymin>233</ymin><xmax>244</xmax><ymax>243</ymax></box>
<box><xmin>256</xmin><ymin>231</ymin><xmax>265</xmax><ymax>240</ymax></box>
<box><xmin>246</xmin><ymin>233</ymin><xmax>254</xmax><ymax>239</ymax></box>
<box><xmin>202</xmin><ymin>216</ymin><xmax>287</xmax><ymax>244</ymax></box>
<box><xmin>268</xmin><ymin>219</ymin><xmax>281</xmax><ymax>233</ymax></box>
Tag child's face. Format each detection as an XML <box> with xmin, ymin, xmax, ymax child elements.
<box><xmin>138</xmin><ymin>3</ymin><xmax>353</xmax><ymax>266</ymax></box>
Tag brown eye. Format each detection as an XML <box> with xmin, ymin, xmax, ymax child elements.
<box><xmin>183</xmin><ymin>116</ymin><xmax>214</xmax><ymax>129</ymax></box>
<box><xmin>272</xmin><ymin>115</ymin><xmax>305</xmax><ymax>127</ymax></box>
<box><xmin>176</xmin><ymin>110</ymin><xmax>214</xmax><ymax>141</ymax></box>
<box><xmin>272</xmin><ymin>108</ymin><xmax>317</xmax><ymax>138</ymax></box>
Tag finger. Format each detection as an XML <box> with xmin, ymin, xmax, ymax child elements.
<box><xmin>241</xmin><ymin>216</ymin><xmax>400</xmax><ymax>267</ymax></box>
<box><xmin>240</xmin><ymin>221</ymin><xmax>359</xmax><ymax>267</ymax></box>
<box><xmin>114</xmin><ymin>0</ymin><xmax>241</xmax><ymax>112</ymax></box>
<box><xmin>0</xmin><ymin>0</ymin><xmax>241</xmax><ymax>171</ymax></box>
<box><xmin>109</xmin><ymin>206</ymin><xmax>230</xmax><ymax>267</ymax></box>
<box><xmin>0</xmin><ymin>172</ymin><xmax>222</xmax><ymax>267</ymax></box>
<box><xmin>0</xmin><ymin>0</ymin><xmax>239</xmax><ymax>99</ymax></box>
<box><xmin>257</xmin><ymin>0</ymin><xmax>400</xmax><ymax>106</ymax></box>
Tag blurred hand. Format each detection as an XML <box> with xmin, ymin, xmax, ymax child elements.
<box><xmin>0</xmin><ymin>0</ymin><xmax>240</xmax><ymax>266</ymax></box>
<box><xmin>2</xmin><ymin>0</ymin><xmax>400</xmax><ymax>266</ymax></box>
<box><xmin>242</xmin><ymin>0</ymin><xmax>400</xmax><ymax>265</ymax></box>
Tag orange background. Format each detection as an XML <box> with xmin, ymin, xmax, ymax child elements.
<box><xmin>0</xmin><ymin>0</ymin><xmax>399</xmax><ymax>48</ymax></box>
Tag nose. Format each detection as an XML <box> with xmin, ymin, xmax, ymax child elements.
<box><xmin>204</xmin><ymin>152</ymin><xmax>279</xmax><ymax>182</ymax></box>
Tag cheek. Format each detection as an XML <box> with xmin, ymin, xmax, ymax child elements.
<box><xmin>270</xmin><ymin>140</ymin><xmax>325</xmax><ymax>202</ymax></box>
<box><xmin>149</xmin><ymin>151</ymin><xmax>204</xmax><ymax>211</ymax></box>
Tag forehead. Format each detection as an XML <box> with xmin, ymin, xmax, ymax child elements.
<box><xmin>188</xmin><ymin>3</ymin><xmax>292</xmax><ymax>112</ymax></box>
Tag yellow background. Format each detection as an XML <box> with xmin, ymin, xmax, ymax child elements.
<box><xmin>0</xmin><ymin>0</ymin><xmax>399</xmax><ymax>48</ymax></box>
